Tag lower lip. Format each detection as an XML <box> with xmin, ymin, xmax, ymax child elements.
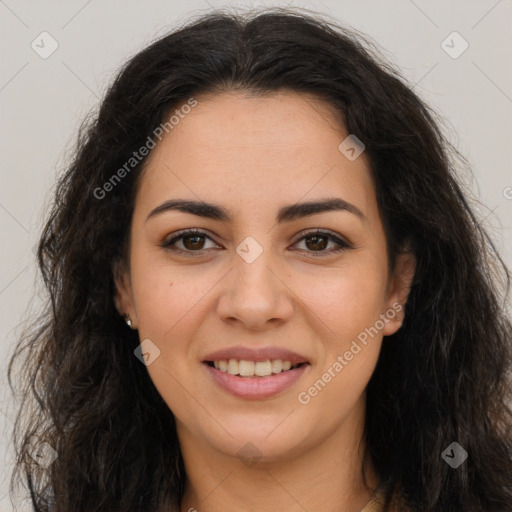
<box><xmin>204</xmin><ymin>363</ymin><xmax>310</xmax><ymax>400</ymax></box>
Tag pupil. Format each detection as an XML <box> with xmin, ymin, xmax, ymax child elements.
<box><xmin>184</xmin><ymin>235</ymin><xmax>204</xmax><ymax>250</ymax></box>
<box><xmin>306</xmin><ymin>235</ymin><xmax>327</xmax><ymax>251</ymax></box>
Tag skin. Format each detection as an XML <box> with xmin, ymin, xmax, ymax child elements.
<box><xmin>115</xmin><ymin>90</ymin><xmax>415</xmax><ymax>512</ymax></box>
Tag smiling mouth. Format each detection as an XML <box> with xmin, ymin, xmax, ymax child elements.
<box><xmin>205</xmin><ymin>359</ymin><xmax>309</xmax><ymax>378</ymax></box>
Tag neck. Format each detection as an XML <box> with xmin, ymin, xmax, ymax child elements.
<box><xmin>177</xmin><ymin>399</ymin><xmax>379</xmax><ymax>512</ymax></box>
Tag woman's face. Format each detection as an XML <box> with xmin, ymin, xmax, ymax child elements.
<box><xmin>115</xmin><ymin>90</ymin><xmax>413</xmax><ymax>464</ymax></box>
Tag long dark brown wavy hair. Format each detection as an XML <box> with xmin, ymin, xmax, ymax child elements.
<box><xmin>8</xmin><ymin>7</ymin><xmax>512</xmax><ymax>512</ymax></box>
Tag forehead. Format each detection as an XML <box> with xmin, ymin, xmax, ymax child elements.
<box><xmin>136</xmin><ymin>90</ymin><xmax>375</xmax><ymax>219</ymax></box>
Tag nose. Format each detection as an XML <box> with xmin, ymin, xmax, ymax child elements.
<box><xmin>216</xmin><ymin>245</ymin><xmax>294</xmax><ymax>331</ymax></box>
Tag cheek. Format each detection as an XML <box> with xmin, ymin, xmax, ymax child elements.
<box><xmin>131</xmin><ymin>264</ymin><xmax>211</xmax><ymax>414</ymax></box>
<box><xmin>130</xmin><ymin>246</ymin><xmax>211</xmax><ymax>336</ymax></box>
<box><xmin>294</xmin><ymin>260</ymin><xmax>389</xmax><ymax>345</ymax></box>
<box><xmin>293</xmin><ymin>268</ymin><xmax>386</xmax><ymax>427</ymax></box>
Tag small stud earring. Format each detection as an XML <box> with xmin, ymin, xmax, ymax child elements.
<box><xmin>124</xmin><ymin>314</ymin><xmax>133</xmax><ymax>329</ymax></box>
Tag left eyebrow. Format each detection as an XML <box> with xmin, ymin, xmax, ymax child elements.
<box><xmin>145</xmin><ymin>197</ymin><xmax>366</xmax><ymax>223</ymax></box>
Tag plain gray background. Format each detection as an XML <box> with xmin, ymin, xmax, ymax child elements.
<box><xmin>1</xmin><ymin>1</ymin><xmax>511</xmax><ymax>510</ymax></box>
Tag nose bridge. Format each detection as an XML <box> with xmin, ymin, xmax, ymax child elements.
<box><xmin>216</xmin><ymin>234</ymin><xmax>293</xmax><ymax>328</ymax></box>
<box><xmin>235</xmin><ymin>234</ymin><xmax>269</xmax><ymax>272</ymax></box>
<box><xmin>233</xmin><ymin>235</ymin><xmax>280</xmax><ymax>296</ymax></box>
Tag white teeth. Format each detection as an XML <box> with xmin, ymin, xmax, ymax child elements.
<box><xmin>213</xmin><ymin>359</ymin><xmax>300</xmax><ymax>377</ymax></box>
<box><xmin>238</xmin><ymin>360</ymin><xmax>255</xmax><ymax>376</ymax></box>
<box><xmin>255</xmin><ymin>360</ymin><xmax>272</xmax><ymax>377</ymax></box>
<box><xmin>271</xmin><ymin>360</ymin><xmax>282</xmax><ymax>373</ymax></box>
<box><xmin>227</xmin><ymin>359</ymin><xmax>239</xmax><ymax>375</ymax></box>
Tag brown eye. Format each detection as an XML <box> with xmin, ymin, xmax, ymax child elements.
<box><xmin>162</xmin><ymin>229</ymin><xmax>220</xmax><ymax>253</ymax></box>
<box><xmin>293</xmin><ymin>230</ymin><xmax>351</xmax><ymax>256</ymax></box>
<box><xmin>182</xmin><ymin>234</ymin><xmax>206</xmax><ymax>250</ymax></box>
<box><xmin>304</xmin><ymin>234</ymin><xmax>329</xmax><ymax>251</ymax></box>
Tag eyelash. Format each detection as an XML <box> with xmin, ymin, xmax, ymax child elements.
<box><xmin>161</xmin><ymin>228</ymin><xmax>352</xmax><ymax>257</ymax></box>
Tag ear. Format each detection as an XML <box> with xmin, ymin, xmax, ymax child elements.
<box><xmin>382</xmin><ymin>250</ymin><xmax>416</xmax><ymax>336</ymax></box>
<box><xmin>113</xmin><ymin>259</ymin><xmax>138</xmax><ymax>328</ymax></box>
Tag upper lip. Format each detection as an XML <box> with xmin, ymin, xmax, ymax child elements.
<box><xmin>203</xmin><ymin>345</ymin><xmax>309</xmax><ymax>365</ymax></box>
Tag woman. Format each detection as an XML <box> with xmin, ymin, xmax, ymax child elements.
<box><xmin>9</xmin><ymin>7</ymin><xmax>512</xmax><ymax>512</ymax></box>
